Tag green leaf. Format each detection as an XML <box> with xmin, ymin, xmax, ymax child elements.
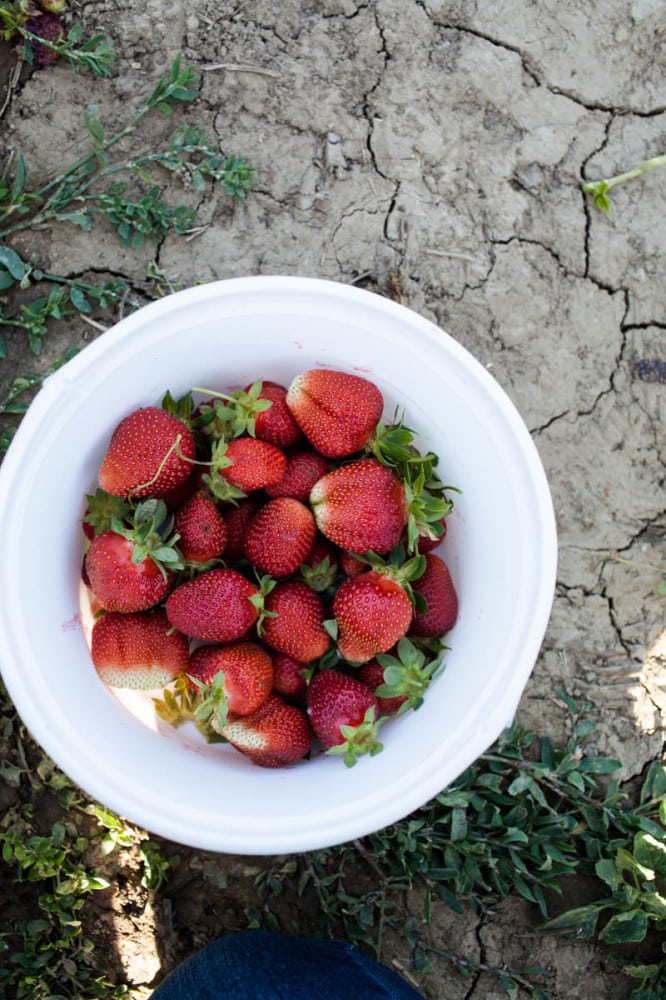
<box><xmin>541</xmin><ymin>903</ymin><xmax>608</xmax><ymax>937</ymax></box>
<box><xmin>10</xmin><ymin>154</ymin><xmax>26</xmax><ymax>204</ymax></box>
<box><xmin>499</xmin><ymin>975</ymin><xmax>519</xmax><ymax>998</ymax></box>
<box><xmin>56</xmin><ymin>210</ymin><xmax>94</xmax><ymax>230</ymax></box>
<box><xmin>450</xmin><ymin>807</ymin><xmax>467</xmax><ymax>842</ymax></box>
<box><xmin>68</xmin><ymin>285</ymin><xmax>92</xmax><ymax>313</ymax></box>
<box><xmin>579</xmin><ymin>756</ymin><xmax>621</xmax><ymax>774</ymax></box>
<box><xmin>84</xmin><ymin>104</ymin><xmax>105</xmax><ymax>145</ymax></box>
<box><xmin>599</xmin><ymin>908</ymin><xmax>648</xmax><ymax>944</ymax></box>
<box><xmin>633</xmin><ymin>832</ymin><xmax>666</xmax><ymax>874</ymax></box>
<box><xmin>0</xmin><ymin>246</ymin><xmax>26</xmax><ymax>280</ymax></box>
<box><xmin>595</xmin><ymin>858</ymin><xmax>620</xmax><ymax>891</ymax></box>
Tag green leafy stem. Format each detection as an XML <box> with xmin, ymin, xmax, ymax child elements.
<box><xmin>0</xmin><ymin>5</ymin><xmax>116</xmax><ymax>77</ymax></box>
<box><xmin>0</xmin><ymin>55</ymin><xmax>254</xmax><ymax>243</ymax></box>
<box><xmin>582</xmin><ymin>153</ymin><xmax>666</xmax><ymax>212</ymax></box>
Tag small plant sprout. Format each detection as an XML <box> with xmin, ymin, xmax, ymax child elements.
<box><xmin>582</xmin><ymin>153</ymin><xmax>666</xmax><ymax>212</ymax></box>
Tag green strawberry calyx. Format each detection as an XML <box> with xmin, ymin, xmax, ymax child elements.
<box><xmin>363</xmin><ymin>545</ymin><xmax>427</xmax><ymax>611</ymax></box>
<box><xmin>161</xmin><ymin>389</ymin><xmax>196</xmax><ymax>426</ymax></box>
<box><xmin>201</xmin><ymin>438</ymin><xmax>248</xmax><ymax>503</ymax></box>
<box><xmin>365</xmin><ymin>412</ymin><xmax>458</xmax><ymax>554</ymax></box>
<box><xmin>84</xmin><ymin>488</ymin><xmax>133</xmax><ymax>535</ymax></box>
<box><xmin>403</xmin><ymin>463</ymin><xmax>456</xmax><ymax>555</ymax></box>
<box><xmin>299</xmin><ymin>554</ymin><xmax>339</xmax><ymax>593</ymax></box>
<box><xmin>325</xmin><ymin>706</ymin><xmax>387</xmax><ymax>768</ymax></box>
<box><xmin>191</xmin><ymin>670</ymin><xmax>230</xmax><ymax>735</ymax></box>
<box><xmin>193</xmin><ymin>379</ymin><xmax>273</xmax><ymax>440</ymax></box>
<box><xmin>153</xmin><ymin>673</ymin><xmax>226</xmax><ymax>743</ymax></box>
<box><xmin>111</xmin><ymin>498</ymin><xmax>185</xmax><ymax>580</ymax></box>
<box><xmin>251</xmin><ymin>574</ymin><xmax>278</xmax><ymax>635</ymax></box>
<box><xmin>375</xmin><ymin>637</ymin><xmax>445</xmax><ymax>713</ymax></box>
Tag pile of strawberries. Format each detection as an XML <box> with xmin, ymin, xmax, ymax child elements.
<box><xmin>81</xmin><ymin>368</ymin><xmax>459</xmax><ymax>768</ymax></box>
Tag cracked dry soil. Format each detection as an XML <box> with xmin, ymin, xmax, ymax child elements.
<box><xmin>1</xmin><ymin>1</ymin><xmax>664</xmax><ymax>997</ymax></box>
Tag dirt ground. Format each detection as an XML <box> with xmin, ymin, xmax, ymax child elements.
<box><xmin>0</xmin><ymin>1</ymin><xmax>664</xmax><ymax>998</ymax></box>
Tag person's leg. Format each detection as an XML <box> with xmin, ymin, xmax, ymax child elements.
<box><xmin>151</xmin><ymin>930</ymin><xmax>426</xmax><ymax>1000</ymax></box>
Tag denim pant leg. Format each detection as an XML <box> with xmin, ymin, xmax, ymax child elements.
<box><xmin>151</xmin><ymin>930</ymin><xmax>427</xmax><ymax>1000</ymax></box>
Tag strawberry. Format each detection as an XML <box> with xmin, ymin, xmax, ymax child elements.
<box><xmin>84</xmin><ymin>499</ymin><xmax>184</xmax><ymax>613</ymax></box>
<box><xmin>174</xmin><ymin>490</ymin><xmax>228</xmax><ymax>564</ymax></box>
<box><xmin>166</xmin><ymin>568</ymin><xmax>261</xmax><ymax>642</ymax></box>
<box><xmin>249</xmin><ymin>381</ymin><xmax>303</xmax><ymax>448</ymax></box>
<box><xmin>82</xmin><ymin>489</ymin><xmax>132</xmax><ymax>538</ymax></box>
<box><xmin>205</xmin><ymin>437</ymin><xmax>287</xmax><ymax>500</ymax></box>
<box><xmin>332</xmin><ymin>568</ymin><xmax>415</xmax><ymax>664</ymax></box>
<box><xmin>286</xmin><ymin>368</ymin><xmax>383</xmax><ymax>458</ymax></box>
<box><xmin>264</xmin><ymin>448</ymin><xmax>329</xmax><ymax>502</ymax></box>
<box><xmin>91</xmin><ymin>609</ymin><xmax>189</xmax><ymax>689</ymax></box>
<box><xmin>187</xmin><ymin>641</ymin><xmax>273</xmax><ymax>729</ymax></box>
<box><xmin>194</xmin><ymin>379</ymin><xmax>302</xmax><ymax>448</ymax></box>
<box><xmin>310</xmin><ymin>457</ymin><xmax>407</xmax><ymax>554</ymax></box>
<box><xmin>299</xmin><ymin>536</ymin><xmax>339</xmax><ymax>593</ymax></box>
<box><xmin>221</xmin><ymin>496</ymin><xmax>263</xmax><ymax>560</ymax></box>
<box><xmin>221</xmin><ymin>693</ymin><xmax>312</xmax><ymax>767</ymax></box>
<box><xmin>417</xmin><ymin>515</ymin><xmax>448</xmax><ymax>553</ymax></box>
<box><xmin>271</xmin><ymin>652</ymin><xmax>308</xmax><ymax>702</ymax></box>
<box><xmin>260</xmin><ymin>580</ymin><xmax>331</xmax><ymax>662</ymax></box>
<box><xmin>306</xmin><ymin>669</ymin><xmax>383</xmax><ymax>766</ymax></box>
<box><xmin>158</xmin><ymin>475</ymin><xmax>197</xmax><ymax>512</ymax></box>
<box><xmin>98</xmin><ymin>406</ymin><xmax>195</xmax><ymax>499</ymax></box>
<box><xmin>243</xmin><ymin>497</ymin><xmax>316</xmax><ymax>577</ymax></box>
<box><xmin>338</xmin><ymin>550</ymin><xmax>366</xmax><ymax>577</ymax></box>
<box><xmin>359</xmin><ymin>637</ymin><xmax>444</xmax><ymax>714</ymax></box>
<box><xmin>409</xmin><ymin>553</ymin><xmax>459</xmax><ymax>637</ymax></box>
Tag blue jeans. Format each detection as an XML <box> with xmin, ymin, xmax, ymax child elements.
<box><xmin>151</xmin><ymin>930</ymin><xmax>426</xmax><ymax>999</ymax></box>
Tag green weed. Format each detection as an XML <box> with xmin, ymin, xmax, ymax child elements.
<box><xmin>583</xmin><ymin>153</ymin><xmax>666</xmax><ymax>212</ymax></box>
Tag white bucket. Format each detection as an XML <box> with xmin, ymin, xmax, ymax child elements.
<box><xmin>0</xmin><ymin>276</ymin><xmax>557</xmax><ymax>853</ymax></box>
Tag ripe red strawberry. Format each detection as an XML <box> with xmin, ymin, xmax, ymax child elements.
<box><xmin>338</xmin><ymin>550</ymin><xmax>366</xmax><ymax>577</ymax></box>
<box><xmin>310</xmin><ymin>457</ymin><xmax>407</xmax><ymax>554</ymax></box>
<box><xmin>332</xmin><ymin>569</ymin><xmax>414</xmax><ymax>663</ymax></box>
<box><xmin>286</xmin><ymin>368</ymin><xmax>384</xmax><ymax>458</ymax></box>
<box><xmin>166</xmin><ymin>568</ymin><xmax>261</xmax><ymax>642</ymax></box>
<box><xmin>306</xmin><ymin>670</ymin><xmax>383</xmax><ymax>766</ymax></box>
<box><xmin>158</xmin><ymin>475</ymin><xmax>196</xmax><ymax>512</ymax></box>
<box><xmin>221</xmin><ymin>693</ymin><xmax>312</xmax><ymax>767</ymax></box>
<box><xmin>221</xmin><ymin>496</ymin><xmax>263</xmax><ymax>560</ymax></box>
<box><xmin>174</xmin><ymin>490</ymin><xmax>228</xmax><ymax>564</ymax></box>
<box><xmin>299</xmin><ymin>536</ymin><xmax>339</xmax><ymax>592</ymax></box>
<box><xmin>260</xmin><ymin>580</ymin><xmax>331</xmax><ymax>662</ymax></box>
<box><xmin>271</xmin><ymin>653</ymin><xmax>308</xmax><ymax>702</ymax></box>
<box><xmin>99</xmin><ymin>406</ymin><xmax>195</xmax><ymax>499</ymax></box>
<box><xmin>91</xmin><ymin>609</ymin><xmax>189</xmax><ymax>689</ymax></box>
<box><xmin>264</xmin><ymin>449</ymin><xmax>329</xmax><ymax>502</ymax></box>
<box><xmin>86</xmin><ymin>531</ymin><xmax>172</xmax><ymax>612</ymax></box>
<box><xmin>409</xmin><ymin>553</ymin><xmax>459</xmax><ymax>637</ymax></box>
<box><xmin>84</xmin><ymin>500</ymin><xmax>183</xmax><ymax>612</ymax></box>
<box><xmin>249</xmin><ymin>381</ymin><xmax>303</xmax><ymax>448</ymax></box>
<box><xmin>417</xmin><ymin>516</ymin><xmax>448</xmax><ymax>553</ymax></box>
<box><xmin>187</xmin><ymin>641</ymin><xmax>273</xmax><ymax>729</ymax></box>
<box><xmin>207</xmin><ymin>437</ymin><xmax>287</xmax><ymax>499</ymax></box>
<box><xmin>243</xmin><ymin>497</ymin><xmax>316</xmax><ymax>577</ymax></box>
